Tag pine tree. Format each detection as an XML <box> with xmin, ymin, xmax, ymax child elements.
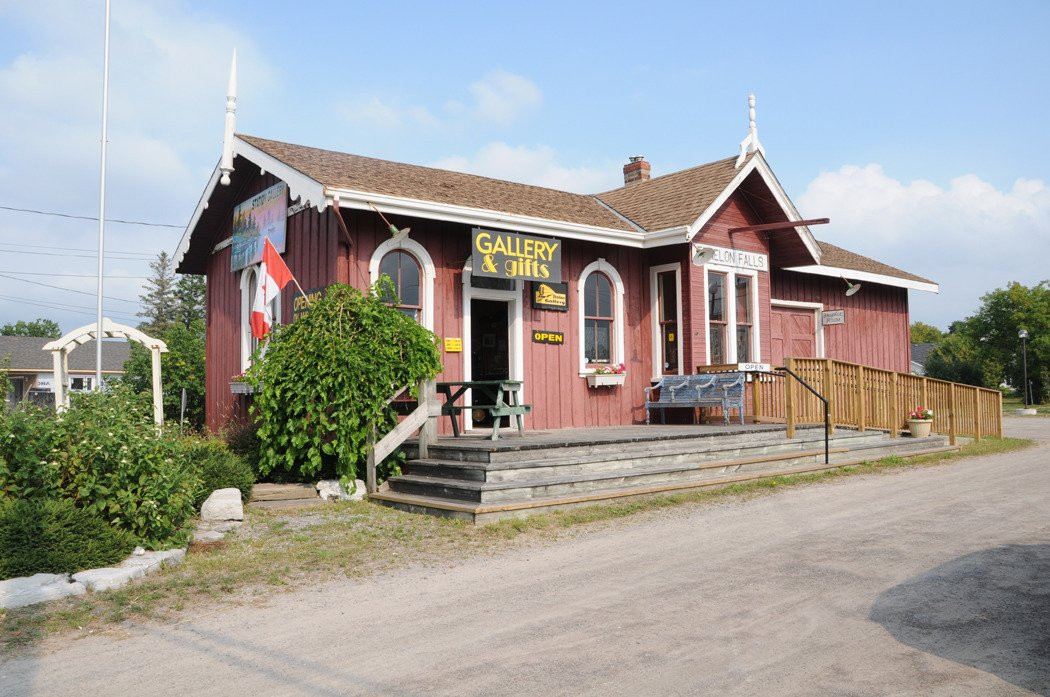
<box><xmin>174</xmin><ymin>273</ymin><xmax>206</xmax><ymax>328</ymax></box>
<box><xmin>138</xmin><ymin>251</ymin><xmax>177</xmax><ymax>334</ymax></box>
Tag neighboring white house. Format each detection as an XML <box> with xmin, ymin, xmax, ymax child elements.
<box><xmin>1</xmin><ymin>336</ymin><xmax>130</xmax><ymax>408</ymax></box>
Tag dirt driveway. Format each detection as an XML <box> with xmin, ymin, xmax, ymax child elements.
<box><xmin>3</xmin><ymin>418</ymin><xmax>1048</xmax><ymax>696</ymax></box>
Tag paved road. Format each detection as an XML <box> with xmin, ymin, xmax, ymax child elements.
<box><xmin>3</xmin><ymin>418</ymin><xmax>1048</xmax><ymax>696</ymax></box>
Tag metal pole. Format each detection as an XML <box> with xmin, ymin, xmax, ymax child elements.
<box><xmin>94</xmin><ymin>0</ymin><xmax>111</xmax><ymax>389</ymax></box>
<box><xmin>1021</xmin><ymin>336</ymin><xmax>1028</xmax><ymax>408</ymax></box>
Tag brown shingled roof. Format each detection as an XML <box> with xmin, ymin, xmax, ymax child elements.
<box><xmin>594</xmin><ymin>156</ymin><xmax>741</xmax><ymax>231</ymax></box>
<box><xmin>238</xmin><ymin>135</ymin><xmax>636</xmax><ymax>232</ymax></box>
<box><xmin>815</xmin><ymin>241</ymin><xmax>935</xmax><ymax>284</ymax></box>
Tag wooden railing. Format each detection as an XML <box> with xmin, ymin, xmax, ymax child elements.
<box><xmin>749</xmin><ymin>358</ymin><xmax>1002</xmax><ymax>444</ymax></box>
<box><xmin>364</xmin><ymin>379</ymin><xmax>439</xmax><ymax>494</ymax></box>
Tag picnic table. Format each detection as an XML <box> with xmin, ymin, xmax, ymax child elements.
<box><xmin>436</xmin><ymin>380</ymin><xmax>531</xmax><ymax>440</ymax></box>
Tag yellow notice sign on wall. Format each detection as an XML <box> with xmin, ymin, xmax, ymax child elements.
<box><xmin>444</xmin><ymin>337</ymin><xmax>463</xmax><ymax>352</ymax></box>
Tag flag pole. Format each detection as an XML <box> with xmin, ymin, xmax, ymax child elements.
<box><xmin>94</xmin><ymin>0</ymin><xmax>111</xmax><ymax>389</ymax></box>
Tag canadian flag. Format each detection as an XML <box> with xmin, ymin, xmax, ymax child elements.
<box><xmin>250</xmin><ymin>238</ymin><xmax>294</xmax><ymax>339</ymax></box>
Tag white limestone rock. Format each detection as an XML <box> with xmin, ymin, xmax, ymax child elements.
<box><xmin>200</xmin><ymin>487</ymin><xmax>244</xmax><ymax>521</ymax></box>
<box><xmin>0</xmin><ymin>573</ymin><xmax>86</xmax><ymax>609</ymax></box>
<box><xmin>73</xmin><ymin>567</ymin><xmax>142</xmax><ymax>592</ymax></box>
<box><xmin>316</xmin><ymin>479</ymin><xmax>366</xmax><ymax>502</ymax></box>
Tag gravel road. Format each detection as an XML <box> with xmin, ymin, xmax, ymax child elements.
<box><xmin>3</xmin><ymin>418</ymin><xmax>1048</xmax><ymax>696</ymax></box>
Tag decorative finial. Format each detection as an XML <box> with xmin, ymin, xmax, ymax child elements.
<box><xmin>735</xmin><ymin>93</ymin><xmax>765</xmax><ymax>168</ymax></box>
<box><xmin>219</xmin><ymin>50</ymin><xmax>237</xmax><ymax>186</ymax></box>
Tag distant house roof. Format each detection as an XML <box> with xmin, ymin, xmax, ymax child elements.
<box><xmin>0</xmin><ymin>337</ymin><xmax>130</xmax><ymax>373</ymax></box>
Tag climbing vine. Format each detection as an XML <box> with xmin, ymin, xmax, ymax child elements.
<box><xmin>244</xmin><ymin>281</ymin><xmax>442</xmax><ymax>483</ymax></box>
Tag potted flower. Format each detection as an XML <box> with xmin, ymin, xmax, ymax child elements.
<box><xmin>587</xmin><ymin>363</ymin><xmax>627</xmax><ymax>388</ymax></box>
<box><xmin>906</xmin><ymin>406</ymin><xmax>934</xmax><ymax>437</ymax></box>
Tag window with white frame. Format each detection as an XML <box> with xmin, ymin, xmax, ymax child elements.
<box><xmin>577</xmin><ymin>259</ymin><xmax>625</xmax><ymax>373</ymax></box>
<box><xmin>705</xmin><ymin>266</ymin><xmax>759</xmax><ymax>365</ymax></box>
<box><xmin>239</xmin><ymin>265</ymin><xmax>281</xmax><ymax>372</ymax></box>
<box><xmin>651</xmin><ymin>264</ymin><xmax>683</xmax><ymax>376</ymax></box>
<box><xmin>369</xmin><ymin>233</ymin><xmax>435</xmax><ymax>330</ymax></box>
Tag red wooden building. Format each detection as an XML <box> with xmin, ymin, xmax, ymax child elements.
<box><xmin>175</xmin><ymin>105</ymin><xmax>937</xmax><ymax>434</ymax></box>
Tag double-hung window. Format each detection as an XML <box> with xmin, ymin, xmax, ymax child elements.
<box><xmin>705</xmin><ymin>267</ymin><xmax>758</xmax><ymax>365</ymax></box>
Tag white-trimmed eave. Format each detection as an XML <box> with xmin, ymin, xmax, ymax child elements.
<box><xmin>782</xmin><ymin>263</ymin><xmax>940</xmax><ymax>293</ymax></box>
<box><xmin>173</xmin><ymin>136</ymin><xmax>327</xmax><ymax>269</ymax></box>
<box><xmin>322</xmin><ymin>187</ymin><xmax>649</xmax><ymax>247</ymax></box>
<box><xmin>683</xmin><ymin>153</ymin><xmax>822</xmax><ymax>263</ymax></box>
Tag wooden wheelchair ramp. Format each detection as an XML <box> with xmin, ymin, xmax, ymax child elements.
<box><xmin>369</xmin><ymin>424</ymin><xmax>958</xmax><ymax>524</ymax></box>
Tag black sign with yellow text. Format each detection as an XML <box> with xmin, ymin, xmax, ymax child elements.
<box><xmin>532</xmin><ymin>330</ymin><xmax>564</xmax><ymax>345</ymax></box>
<box><xmin>532</xmin><ymin>281</ymin><xmax>569</xmax><ymax>311</ymax></box>
<box><xmin>471</xmin><ymin>228</ymin><xmax>562</xmax><ymax>283</ymax></box>
<box><xmin>292</xmin><ymin>286</ymin><xmax>326</xmax><ymax>322</ymax></box>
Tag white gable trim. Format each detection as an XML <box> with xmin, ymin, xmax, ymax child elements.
<box><xmin>781</xmin><ymin>264</ymin><xmax>940</xmax><ymax>294</ymax></box>
<box><xmin>683</xmin><ymin>153</ymin><xmax>821</xmax><ymax>264</ymax></box>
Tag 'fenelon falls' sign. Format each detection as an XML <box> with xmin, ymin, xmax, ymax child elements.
<box><xmin>471</xmin><ymin>228</ymin><xmax>562</xmax><ymax>283</ymax></box>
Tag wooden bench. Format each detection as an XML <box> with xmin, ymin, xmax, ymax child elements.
<box><xmin>436</xmin><ymin>380</ymin><xmax>532</xmax><ymax>440</ymax></box>
<box><xmin>644</xmin><ymin>373</ymin><xmax>746</xmax><ymax>426</ymax></box>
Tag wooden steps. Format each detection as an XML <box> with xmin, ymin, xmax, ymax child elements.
<box><xmin>370</xmin><ymin>441</ymin><xmax>960</xmax><ymax>523</ymax></box>
<box><xmin>373</xmin><ymin>427</ymin><xmax>958</xmax><ymax>523</ymax></box>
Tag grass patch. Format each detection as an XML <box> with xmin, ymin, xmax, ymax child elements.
<box><xmin>1</xmin><ymin>435</ymin><xmax>1034</xmax><ymax>654</ymax></box>
<box><xmin>1002</xmin><ymin>395</ymin><xmax>1050</xmax><ymax>416</ymax></box>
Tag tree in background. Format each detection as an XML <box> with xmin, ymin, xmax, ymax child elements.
<box><xmin>1</xmin><ymin>318</ymin><xmax>61</xmax><ymax>338</ymax></box>
<box><xmin>123</xmin><ymin>318</ymin><xmax>206</xmax><ymax>428</ymax></box>
<box><xmin>174</xmin><ymin>274</ymin><xmax>205</xmax><ymax>328</ymax></box>
<box><xmin>138</xmin><ymin>251</ymin><xmax>177</xmax><ymax>335</ymax></box>
<box><xmin>124</xmin><ymin>255</ymin><xmax>207</xmax><ymax>428</ymax></box>
<box><xmin>909</xmin><ymin>321</ymin><xmax>944</xmax><ymax>345</ymax></box>
<box><xmin>923</xmin><ymin>334</ymin><xmax>1000</xmax><ymax>388</ymax></box>
<box><xmin>927</xmin><ymin>281</ymin><xmax>1049</xmax><ymax>402</ymax></box>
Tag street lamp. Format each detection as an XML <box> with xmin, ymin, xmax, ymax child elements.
<box><xmin>1019</xmin><ymin>329</ymin><xmax>1029</xmax><ymax>407</ymax></box>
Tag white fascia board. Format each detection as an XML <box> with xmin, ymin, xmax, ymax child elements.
<box><xmin>173</xmin><ymin>162</ymin><xmax>222</xmax><ymax>269</ymax></box>
<box><xmin>643</xmin><ymin>226</ymin><xmax>692</xmax><ymax>247</ymax></box>
<box><xmin>173</xmin><ymin>136</ymin><xmax>326</xmax><ymax>270</ymax></box>
<box><xmin>684</xmin><ymin>153</ymin><xmax>822</xmax><ymax>264</ymax></box>
<box><xmin>782</xmin><ymin>263</ymin><xmax>940</xmax><ymax>293</ymax></box>
<box><xmin>323</xmin><ymin>188</ymin><xmax>649</xmax><ymax>247</ymax></box>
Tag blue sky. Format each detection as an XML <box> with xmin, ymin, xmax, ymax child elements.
<box><xmin>0</xmin><ymin>0</ymin><xmax>1048</xmax><ymax>332</ymax></box>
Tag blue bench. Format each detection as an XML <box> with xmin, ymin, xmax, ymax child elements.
<box><xmin>644</xmin><ymin>373</ymin><xmax>746</xmax><ymax>426</ymax></box>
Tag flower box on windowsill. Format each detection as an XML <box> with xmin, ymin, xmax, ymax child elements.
<box><xmin>586</xmin><ymin>373</ymin><xmax>626</xmax><ymax>388</ymax></box>
<box><xmin>230</xmin><ymin>381</ymin><xmax>260</xmax><ymax>395</ymax></box>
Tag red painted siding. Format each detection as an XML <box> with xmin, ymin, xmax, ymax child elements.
<box><xmin>770</xmin><ymin>269</ymin><xmax>910</xmax><ymax>373</ymax></box>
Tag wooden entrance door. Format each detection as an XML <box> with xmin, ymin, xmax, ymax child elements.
<box><xmin>770</xmin><ymin>306</ymin><xmax>817</xmax><ymax>366</ymax></box>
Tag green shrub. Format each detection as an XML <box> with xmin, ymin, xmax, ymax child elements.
<box><xmin>0</xmin><ymin>498</ymin><xmax>134</xmax><ymax>580</ymax></box>
<box><xmin>186</xmin><ymin>440</ymin><xmax>255</xmax><ymax>506</ymax></box>
<box><xmin>0</xmin><ymin>385</ymin><xmax>200</xmax><ymax>548</ymax></box>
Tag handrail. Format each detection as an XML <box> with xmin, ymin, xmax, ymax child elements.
<box><xmin>364</xmin><ymin>378</ymin><xmax>439</xmax><ymax>494</ymax></box>
<box><xmin>777</xmin><ymin>366</ymin><xmax>830</xmax><ymax>464</ymax></box>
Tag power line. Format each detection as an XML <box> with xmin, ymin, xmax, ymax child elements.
<box><xmin>0</xmin><ymin>271</ymin><xmax>148</xmax><ymax>279</ymax></box>
<box><xmin>0</xmin><ymin>272</ymin><xmax>140</xmax><ymax>304</ymax></box>
<box><xmin>0</xmin><ymin>204</ymin><xmax>184</xmax><ymax>229</ymax></box>
<box><xmin>0</xmin><ymin>294</ymin><xmax>140</xmax><ymax>322</ymax></box>
<box><xmin>0</xmin><ymin>241</ymin><xmax>155</xmax><ymax>257</ymax></box>
<box><xmin>0</xmin><ymin>247</ymin><xmax>153</xmax><ymax>261</ymax></box>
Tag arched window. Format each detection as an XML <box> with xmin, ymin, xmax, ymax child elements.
<box><xmin>240</xmin><ymin>265</ymin><xmax>280</xmax><ymax>372</ymax></box>
<box><xmin>369</xmin><ymin>233</ymin><xmax>435</xmax><ymax>330</ymax></box>
<box><xmin>583</xmin><ymin>272</ymin><xmax>614</xmax><ymax>364</ymax></box>
<box><xmin>577</xmin><ymin>259</ymin><xmax>625</xmax><ymax>374</ymax></box>
<box><xmin>378</xmin><ymin>250</ymin><xmax>422</xmax><ymax>320</ymax></box>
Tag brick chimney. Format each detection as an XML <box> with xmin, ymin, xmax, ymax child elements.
<box><xmin>623</xmin><ymin>156</ymin><xmax>650</xmax><ymax>186</ymax></box>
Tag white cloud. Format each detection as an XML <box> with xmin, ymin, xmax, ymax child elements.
<box><xmin>798</xmin><ymin>164</ymin><xmax>1050</xmax><ymax>328</ymax></box>
<box><xmin>0</xmin><ymin>3</ymin><xmax>273</xmax><ymax>330</ymax></box>
<box><xmin>432</xmin><ymin>142</ymin><xmax>619</xmax><ymax>193</ymax></box>
<box><xmin>343</xmin><ymin>70</ymin><xmax>541</xmax><ymax>131</ymax></box>
<box><xmin>468</xmin><ymin>70</ymin><xmax>542</xmax><ymax>126</ymax></box>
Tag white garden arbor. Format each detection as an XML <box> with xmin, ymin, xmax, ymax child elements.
<box><xmin>43</xmin><ymin>318</ymin><xmax>169</xmax><ymax>424</ymax></box>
